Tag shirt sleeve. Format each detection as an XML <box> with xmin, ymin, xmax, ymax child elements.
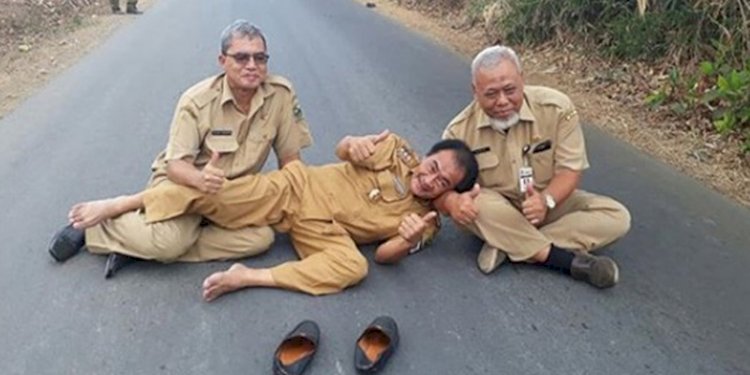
<box><xmin>164</xmin><ymin>95</ymin><xmax>202</xmax><ymax>162</ymax></box>
<box><xmin>272</xmin><ymin>89</ymin><xmax>313</xmax><ymax>161</ymax></box>
<box><xmin>554</xmin><ymin>106</ymin><xmax>590</xmax><ymax>172</ymax></box>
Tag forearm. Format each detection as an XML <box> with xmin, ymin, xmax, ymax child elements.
<box><xmin>165</xmin><ymin>158</ymin><xmax>203</xmax><ymax>189</ymax></box>
<box><xmin>433</xmin><ymin>191</ymin><xmax>458</xmax><ymax>215</ymax></box>
<box><xmin>374</xmin><ymin>236</ymin><xmax>416</xmax><ymax>264</ymax></box>
<box><xmin>544</xmin><ymin>169</ymin><xmax>580</xmax><ymax>205</ymax></box>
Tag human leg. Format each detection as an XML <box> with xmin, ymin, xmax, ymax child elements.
<box><xmin>465</xmin><ymin>190</ymin><xmax>620</xmax><ymax>287</ymax></box>
<box><xmin>540</xmin><ymin>190</ymin><xmax>631</xmax><ymax>252</ymax></box>
<box><xmin>85</xmin><ymin>211</ymin><xmax>201</xmax><ymax>261</ymax></box>
<box><xmin>201</xmin><ymin>219</ymin><xmax>367</xmax><ymax>301</ymax></box>
<box><xmin>143</xmin><ymin>169</ymin><xmax>295</xmax><ymax>229</ymax></box>
<box><xmin>110</xmin><ymin>0</ymin><xmax>121</xmax><ymax>12</ymax></box>
<box><xmin>176</xmin><ymin>224</ymin><xmax>275</xmax><ymax>262</ymax></box>
<box><xmin>271</xmin><ymin>219</ymin><xmax>368</xmax><ymax>296</ymax></box>
<box><xmin>125</xmin><ymin>0</ymin><xmax>141</xmax><ymax>14</ymax></box>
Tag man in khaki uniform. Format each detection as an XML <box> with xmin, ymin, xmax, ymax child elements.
<box><xmin>48</xmin><ymin>20</ymin><xmax>313</xmax><ymax>278</ymax></box>
<box><xmin>59</xmin><ymin>132</ymin><xmax>479</xmax><ymax>299</ymax></box>
<box><xmin>438</xmin><ymin>45</ymin><xmax>631</xmax><ymax>288</ymax></box>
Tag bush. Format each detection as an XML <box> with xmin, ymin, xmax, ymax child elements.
<box><xmin>496</xmin><ymin>0</ymin><xmax>750</xmax><ymax>153</ymax></box>
<box><xmin>647</xmin><ymin>61</ymin><xmax>750</xmax><ymax>153</ymax></box>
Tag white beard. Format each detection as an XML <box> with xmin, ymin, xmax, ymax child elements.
<box><xmin>490</xmin><ymin>113</ymin><xmax>520</xmax><ymax>132</ymax></box>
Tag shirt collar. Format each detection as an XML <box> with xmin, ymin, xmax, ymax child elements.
<box><xmin>474</xmin><ymin>94</ymin><xmax>538</xmax><ymax>136</ymax></box>
<box><xmin>220</xmin><ymin>75</ymin><xmax>273</xmax><ymax>108</ymax></box>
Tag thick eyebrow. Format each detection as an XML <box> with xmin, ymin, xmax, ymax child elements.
<box><xmin>432</xmin><ymin>159</ymin><xmax>451</xmax><ymax>186</ymax></box>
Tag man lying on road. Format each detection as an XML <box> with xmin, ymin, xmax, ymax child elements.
<box><xmin>52</xmin><ymin>131</ymin><xmax>478</xmax><ymax>301</ymax></box>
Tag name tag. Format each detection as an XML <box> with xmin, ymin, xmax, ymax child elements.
<box><xmin>519</xmin><ymin>166</ymin><xmax>534</xmax><ymax>193</ymax></box>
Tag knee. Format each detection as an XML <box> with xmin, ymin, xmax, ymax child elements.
<box><xmin>610</xmin><ymin>201</ymin><xmax>632</xmax><ymax>237</ymax></box>
<box><xmin>340</xmin><ymin>251</ymin><xmax>369</xmax><ymax>286</ymax></box>
<box><xmin>251</xmin><ymin>226</ymin><xmax>275</xmax><ymax>253</ymax></box>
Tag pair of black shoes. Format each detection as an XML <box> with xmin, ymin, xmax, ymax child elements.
<box><xmin>48</xmin><ymin>224</ymin><xmax>139</xmax><ymax>278</ymax></box>
<box><xmin>112</xmin><ymin>4</ymin><xmax>142</xmax><ymax>14</ymax></box>
<box><xmin>274</xmin><ymin>316</ymin><xmax>399</xmax><ymax>375</ymax></box>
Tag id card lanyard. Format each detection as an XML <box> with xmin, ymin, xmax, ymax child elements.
<box><xmin>519</xmin><ymin>144</ymin><xmax>534</xmax><ymax>193</ymax></box>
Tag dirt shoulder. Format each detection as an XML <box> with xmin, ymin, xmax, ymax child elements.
<box><xmin>0</xmin><ymin>0</ymin><xmax>155</xmax><ymax>120</ymax></box>
<box><xmin>358</xmin><ymin>0</ymin><xmax>750</xmax><ymax>208</ymax></box>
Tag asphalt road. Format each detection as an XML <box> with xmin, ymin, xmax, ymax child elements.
<box><xmin>0</xmin><ymin>0</ymin><xmax>749</xmax><ymax>374</ymax></box>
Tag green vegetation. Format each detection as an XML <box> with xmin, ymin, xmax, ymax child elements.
<box><xmin>489</xmin><ymin>0</ymin><xmax>749</xmax><ymax>154</ymax></box>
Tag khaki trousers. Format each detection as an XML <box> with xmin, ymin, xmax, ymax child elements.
<box><xmin>465</xmin><ymin>189</ymin><xmax>631</xmax><ymax>261</ymax></box>
<box><xmin>143</xmin><ymin>161</ymin><xmax>369</xmax><ymax>296</ymax></box>
<box><xmin>85</xmin><ymin>212</ymin><xmax>274</xmax><ymax>262</ymax></box>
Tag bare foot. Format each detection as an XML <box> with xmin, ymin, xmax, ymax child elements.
<box><xmin>202</xmin><ymin>263</ymin><xmax>252</xmax><ymax>302</ymax></box>
<box><xmin>68</xmin><ymin>198</ymin><xmax>123</xmax><ymax>229</ymax></box>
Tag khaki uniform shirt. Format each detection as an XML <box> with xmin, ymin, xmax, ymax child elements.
<box><xmin>148</xmin><ymin>73</ymin><xmax>313</xmax><ymax>187</ymax></box>
<box><xmin>443</xmin><ymin>86</ymin><xmax>588</xmax><ymax>203</ymax></box>
<box><xmin>299</xmin><ymin>134</ymin><xmax>437</xmax><ymax>245</ymax></box>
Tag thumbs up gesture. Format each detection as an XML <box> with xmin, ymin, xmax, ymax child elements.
<box><xmin>398</xmin><ymin>211</ymin><xmax>438</xmax><ymax>245</ymax></box>
<box><xmin>347</xmin><ymin>129</ymin><xmax>391</xmax><ymax>163</ymax></box>
<box><xmin>201</xmin><ymin>151</ymin><xmax>226</xmax><ymax>194</ymax></box>
<box><xmin>521</xmin><ymin>184</ymin><xmax>546</xmax><ymax>226</ymax></box>
<box><xmin>446</xmin><ymin>183</ymin><xmax>481</xmax><ymax>226</ymax></box>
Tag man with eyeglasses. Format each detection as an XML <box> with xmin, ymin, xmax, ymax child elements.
<box><xmin>48</xmin><ymin>19</ymin><xmax>313</xmax><ymax>278</ymax></box>
<box><xmin>437</xmin><ymin>45</ymin><xmax>631</xmax><ymax>288</ymax></box>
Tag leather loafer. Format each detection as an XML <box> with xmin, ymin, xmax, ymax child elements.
<box><xmin>273</xmin><ymin>320</ymin><xmax>320</xmax><ymax>375</ymax></box>
<box><xmin>354</xmin><ymin>316</ymin><xmax>399</xmax><ymax>373</ymax></box>
<box><xmin>48</xmin><ymin>224</ymin><xmax>85</xmax><ymax>262</ymax></box>
<box><xmin>570</xmin><ymin>252</ymin><xmax>619</xmax><ymax>288</ymax></box>
<box><xmin>104</xmin><ymin>253</ymin><xmax>139</xmax><ymax>279</ymax></box>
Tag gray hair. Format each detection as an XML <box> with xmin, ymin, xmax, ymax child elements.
<box><xmin>471</xmin><ymin>45</ymin><xmax>522</xmax><ymax>78</ymax></box>
<box><xmin>220</xmin><ymin>20</ymin><xmax>267</xmax><ymax>54</ymax></box>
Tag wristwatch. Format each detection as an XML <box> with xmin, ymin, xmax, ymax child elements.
<box><xmin>543</xmin><ymin>193</ymin><xmax>556</xmax><ymax>210</ymax></box>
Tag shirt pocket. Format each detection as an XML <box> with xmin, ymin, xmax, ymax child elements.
<box><xmin>235</xmin><ymin>127</ymin><xmax>275</xmax><ymax>173</ymax></box>
<box><xmin>376</xmin><ymin>170</ymin><xmax>408</xmax><ymax>202</ymax></box>
<box><xmin>475</xmin><ymin>151</ymin><xmax>502</xmax><ymax>187</ymax></box>
<box><xmin>530</xmin><ymin>148</ymin><xmax>554</xmax><ymax>184</ymax></box>
<box><xmin>205</xmin><ymin>132</ymin><xmax>239</xmax><ymax>154</ymax></box>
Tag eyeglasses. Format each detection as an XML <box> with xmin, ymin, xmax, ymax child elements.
<box><xmin>225</xmin><ymin>52</ymin><xmax>270</xmax><ymax>65</ymax></box>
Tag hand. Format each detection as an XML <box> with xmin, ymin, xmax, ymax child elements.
<box><xmin>200</xmin><ymin>151</ymin><xmax>226</xmax><ymax>194</ymax></box>
<box><xmin>521</xmin><ymin>184</ymin><xmax>547</xmax><ymax>226</ymax></box>
<box><xmin>447</xmin><ymin>184</ymin><xmax>481</xmax><ymax>226</ymax></box>
<box><xmin>398</xmin><ymin>211</ymin><xmax>438</xmax><ymax>245</ymax></box>
<box><xmin>347</xmin><ymin>129</ymin><xmax>390</xmax><ymax>163</ymax></box>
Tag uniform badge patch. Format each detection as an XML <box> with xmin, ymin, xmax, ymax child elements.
<box><xmin>563</xmin><ymin>109</ymin><xmax>578</xmax><ymax>121</ymax></box>
<box><xmin>397</xmin><ymin>147</ymin><xmax>415</xmax><ymax>165</ymax></box>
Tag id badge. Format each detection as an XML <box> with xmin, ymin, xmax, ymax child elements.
<box><xmin>519</xmin><ymin>166</ymin><xmax>534</xmax><ymax>193</ymax></box>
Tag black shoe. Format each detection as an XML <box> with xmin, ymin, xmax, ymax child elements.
<box><xmin>104</xmin><ymin>253</ymin><xmax>139</xmax><ymax>279</ymax></box>
<box><xmin>570</xmin><ymin>252</ymin><xmax>619</xmax><ymax>288</ymax></box>
<box><xmin>48</xmin><ymin>224</ymin><xmax>85</xmax><ymax>262</ymax></box>
<box><xmin>125</xmin><ymin>4</ymin><xmax>142</xmax><ymax>14</ymax></box>
<box><xmin>273</xmin><ymin>320</ymin><xmax>320</xmax><ymax>375</ymax></box>
<box><xmin>354</xmin><ymin>316</ymin><xmax>399</xmax><ymax>373</ymax></box>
